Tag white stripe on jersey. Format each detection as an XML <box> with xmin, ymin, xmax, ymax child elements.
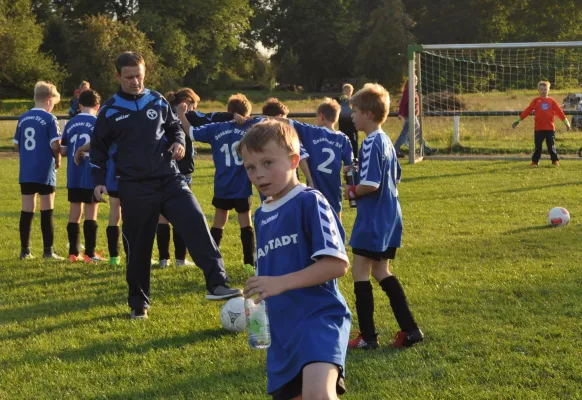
<box><xmin>359</xmin><ymin>135</ymin><xmax>375</xmax><ymax>180</ymax></box>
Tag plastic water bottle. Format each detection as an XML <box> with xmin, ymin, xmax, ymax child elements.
<box><xmin>244</xmin><ymin>263</ymin><xmax>271</xmax><ymax>349</ymax></box>
<box><xmin>345</xmin><ymin>158</ymin><xmax>358</xmax><ymax>208</ymax></box>
<box><xmin>244</xmin><ymin>298</ymin><xmax>271</xmax><ymax>349</ymax></box>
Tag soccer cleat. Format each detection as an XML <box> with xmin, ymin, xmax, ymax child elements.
<box><xmin>392</xmin><ymin>329</ymin><xmax>424</xmax><ymax>348</ymax></box>
<box><xmin>84</xmin><ymin>254</ymin><xmax>105</xmax><ymax>263</ymax></box>
<box><xmin>68</xmin><ymin>254</ymin><xmax>83</xmax><ymax>262</ymax></box>
<box><xmin>530</xmin><ymin>161</ymin><xmax>539</xmax><ymax>166</ymax></box>
<box><xmin>109</xmin><ymin>256</ymin><xmax>120</xmax><ymax>266</ymax></box>
<box><xmin>158</xmin><ymin>259</ymin><xmax>170</xmax><ymax>268</ymax></box>
<box><xmin>205</xmin><ymin>284</ymin><xmax>243</xmax><ymax>300</ymax></box>
<box><xmin>552</xmin><ymin>161</ymin><xmax>560</xmax><ymax>166</ymax></box>
<box><xmin>130</xmin><ymin>308</ymin><xmax>148</xmax><ymax>320</ymax></box>
<box><xmin>348</xmin><ymin>333</ymin><xmax>379</xmax><ymax>350</ymax></box>
<box><xmin>44</xmin><ymin>252</ymin><xmax>65</xmax><ymax>261</ymax></box>
<box><xmin>176</xmin><ymin>259</ymin><xmax>195</xmax><ymax>267</ymax></box>
<box><xmin>19</xmin><ymin>252</ymin><xmax>34</xmax><ymax>260</ymax></box>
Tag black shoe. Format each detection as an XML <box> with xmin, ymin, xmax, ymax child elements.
<box><xmin>393</xmin><ymin>328</ymin><xmax>424</xmax><ymax>348</ymax></box>
<box><xmin>425</xmin><ymin>149</ymin><xmax>438</xmax><ymax>156</ymax></box>
<box><xmin>131</xmin><ymin>308</ymin><xmax>148</xmax><ymax>320</ymax></box>
<box><xmin>206</xmin><ymin>284</ymin><xmax>243</xmax><ymax>300</ymax></box>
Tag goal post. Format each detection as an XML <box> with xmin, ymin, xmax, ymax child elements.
<box><xmin>407</xmin><ymin>42</ymin><xmax>582</xmax><ymax>164</ymax></box>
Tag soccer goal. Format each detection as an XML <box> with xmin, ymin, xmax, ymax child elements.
<box><xmin>406</xmin><ymin>42</ymin><xmax>582</xmax><ymax>164</ymax></box>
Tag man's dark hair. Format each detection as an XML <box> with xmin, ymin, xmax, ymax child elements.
<box><xmin>78</xmin><ymin>89</ymin><xmax>101</xmax><ymax>108</ymax></box>
<box><xmin>115</xmin><ymin>51</ymin><xmax>145</xmax><ymax>73</ymax></box>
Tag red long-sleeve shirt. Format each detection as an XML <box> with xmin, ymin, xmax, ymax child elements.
<box><xmin>398</xmin><ymin>83</ymin><xmax>420</xmax><ymax>117</ymax></box>
<box><xmin>519</xmin><ymin>96</ymin><xmax>567</xmax><ymax>131</ymax></box>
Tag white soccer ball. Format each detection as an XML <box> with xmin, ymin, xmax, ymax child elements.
<box><xmin>220</xmin><ymin>297</ymin><xmax>246</xmax><ymax>332</ymax></box>
<box><xmin>547</xmin><ymin>207</ymin><xmax>570</xmax><ymax>227</ymax></box>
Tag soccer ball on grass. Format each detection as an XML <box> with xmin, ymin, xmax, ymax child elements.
<box><xmin>547</xmin><ymin>207</ymin><xmax>570</xmax><ymax>227</ymax></box>
<box><xmin>220</xmin><ymin>296</ymin><xmax>246</xmax><ymax>332</ymax></box>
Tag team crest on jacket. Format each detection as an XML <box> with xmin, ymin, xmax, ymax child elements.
<box><xmin>146</xmin><ymin>109</ymin><xmax>158</xmax><ymax>120</ymax></box>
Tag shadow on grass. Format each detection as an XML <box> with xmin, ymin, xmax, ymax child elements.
<box><xmin>505</xmin><ymin>225</ymin><xmax>556</xmax><ymax>234</ymax></box>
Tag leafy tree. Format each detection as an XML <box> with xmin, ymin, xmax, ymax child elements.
<box><xmin>354</xmin><ymin>0</ymin><xmax>414</xmax><ymax>91</ymax></box>
<box><xmin>67</xmin><ymin>15</ymin><xmax>160</xmax><ymax>98</ymax></box>
<box><xmin>0</xmin><ymin>0</ymin><xmax>66</xmax><ymax>97</ymax></box>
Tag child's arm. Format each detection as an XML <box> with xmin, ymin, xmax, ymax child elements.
<box><xmin>177</xmin><ymin>103</ymin><xmax>193</xmax><ymax>139</ymax></box>
<box><xmin>51</xmin><ymin>140</ymin><xmax>61</xmax><ymax>169</ymax></box>
<box><xmin>74</xmin><ymin>142</ymin><xmax>91</xmax><ymax>166</ymax></box>
<box><xmin>244</xmin><ymin>256</ymin><xmax>348</xmax><ymax>303</ymax></box>
<box><xmin>512</xmin><ymin>99</ymin><xmax>536</xmax><ymax>128</ymax></box>
<box><xmin>554</xmin><ymin>100</ymin><xmax>571</xmax><ymax>131</ymax></box>
<box><xmin>343</xmin><ymin>183</ymin><xmax>377</xmax><ymax>200</ymax></box>
<box><xmin>299</xmin><ymin>158</ymin><xmax>314</xmax><ymax>187</ymax></box>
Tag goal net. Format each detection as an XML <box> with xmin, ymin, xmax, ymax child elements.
<box><xmin>406</xmin><ymin>42</ymin><xmax>582</xmax><ymax>163</ymax></box>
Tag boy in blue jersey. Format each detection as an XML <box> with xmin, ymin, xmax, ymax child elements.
<box><xmin>61</xmin><ymin>89</ymin><xmax>104</xmax><ymax>263</ymax></box>
<box><xmin>289</xmin><ymin>98</ymin><xmax>353</xmax><ymax>220</ymax></box>
<box><xmin>91</xmin><ymin>52</ymin><xmax>242</xmax><ymax>319</ymax></box>
<box><xmin>154</xmin><ymin>88</ymin><xmax>243</xmax><ymax>268</ymax></box>
<box><xmin>177</xmin><ymin>94</ymin><xmax>257</xmax><ymax>268</ymax></box>
<box><xmin>75</xmin><ymin>140</ymin><xmax>123</xmax><ymax>266</ymax></box>
<box><xmin>343</xmin><ymin>83</ymin><xmax>423</xmax><ymax>349</ymax></box>
<box><xmin>13</xmin><ymin>81</ymin><xmax>64</xmax><ymax>260</ymax></box>
<box><xmin>239</xmin><ymin>120</ymin><xmax>351</xmax><ymax>399</ymax></box>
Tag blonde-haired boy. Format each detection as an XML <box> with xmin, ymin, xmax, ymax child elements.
<box><xmin>512</xmin><ymin>80</ymin><xmax>571</xmax><ymax>166</ymax></box>
<box><xmin>345</xmin><ymin>83</ymin><xmax>423</xmax><ymax>349</ymax></box>
<box><xmin>239</xmin><ymin>119</ymin><xmax>351</xmax><ymax>399</ymax></box>
<box><xmin>287</xmin><ymin>97</ymin><xmax>353</xmax><ymax>219</ymax></box>
<box><xmin>13</xmin><ymin>81</ymin><xmax>64</xmax><ymax>260</ymax></box>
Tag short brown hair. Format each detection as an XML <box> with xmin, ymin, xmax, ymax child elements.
<box><xmin>317</xmin><ymin>97</ymin><xmax>340</xmax><ymax>123</ymax></box>
<box><xmin>262</xmin><ymin>97</ymin><xmax>289</xmax><ymax>117</ymax></box>
<box><xmin>78</xmin><ymin>89</ymin><xmax>101</xmax><ymax>108</ymax></box>
<box><xmin>350</xmin><ymin>83</ymin><xmax>390</xmax><ymax>123</ymax></box>
<box><xmin>342</xmin><ymin>83</ymin><xmax>354</xmax><ymax>93</ymax></box>
<box><xmin>166</xmin><ymin>88</ymin><xmax>201</xmax><ymax>109</ymax></box>
<box><xmin>539</xmin><ymin>80</ymin><xmax>551</xmax><ymax>88</ymax></box>
<box><xmin>34</xmin><ymin>81</ymin><xmax>60</xmax><ymax>104</ymax></box>
<box><xmin>237</xmin><ymin>120</ymin><xmax>300</xmax><ymax>157</ymax></box>
<box><xmin>115</xmin><ymin>51</ymin><xmax>145</xmax><ymax>73</ymax></box>
<box><xmin>227</xmin><ymin>93</ymin><xmax>252</xmax><ymax>117</ymax></box>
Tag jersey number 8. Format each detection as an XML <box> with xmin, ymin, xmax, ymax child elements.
<box><xmin>24</xmin><ymin>127</ymin><xmax>36</xmax><ymax>151</ymax></box>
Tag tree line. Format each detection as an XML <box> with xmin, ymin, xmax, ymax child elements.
<box><xmin>1</xmin><ymin>0</ymin><xmax>581</xmax><ymax>99</ymax></box>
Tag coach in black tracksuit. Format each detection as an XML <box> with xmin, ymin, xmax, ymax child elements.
<box><xmin>91</xmin><ymin>52</ymin><xmax>242</xmax><ymax>319</ymax></box>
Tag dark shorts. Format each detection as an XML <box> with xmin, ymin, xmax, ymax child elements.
<box><xmin>212</xmin><ymin>196</ymin><xmax>251</xmax><ymax>213</ymax></box>
<box><xmin>68</xmin><ymin>188</ymin><xmax>96</xmax><ymax>204</ymax></box>
<box><xmin>108</xmin><ymin>190</ymin><xmax>119</xmax><ymax>199</ymax></box>
<box><xmin>20</xmin><ymin>183</ymin><xmax>55</xmax><ymax>195</ymax></box>
<box><xmin>271</xmin><ymin>364</ymin><xmax>346</xmax><ymax>400</ymax></box>
<box><xmin>352</xmin><ymin>247</ymin><xmax>397</xmax><ymax>261</ymax></box>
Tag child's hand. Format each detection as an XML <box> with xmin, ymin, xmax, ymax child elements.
<box><xmin>74</xmin><ymin>149</ymin><xmax>84</xmax><ymax>166</ymax></box>
<box><xmin>343</xmin><ymin>185</ymin><xmax>351</xmax><ymax>200</ymax></box>
<box><xmin>244</xmin><ymin>276</ymin><xmax>286</xmax><ymax>303</ymax></box>
<box><xmin>177</xmin><ymin>103</ymin><xmax>188</xmax><ymax>116</ymax></box>
<box><xmin>233</xmin><ymin>113</ymin><xmax>247</xmax><ymax>125</ymax></box>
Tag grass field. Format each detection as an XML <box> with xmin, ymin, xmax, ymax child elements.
<box><xmin>0</xmin><ymin>151</ymin><xmax>581</xmax><ymax>398</ymax></box>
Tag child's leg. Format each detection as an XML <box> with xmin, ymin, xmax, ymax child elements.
<box><xmin>352</xmin><ymin>254</ymin><xmax>377</xmax><ymax>345</ymax></box>
<box><xmin>156</xmin><ymin>215</ymin><xmax>171</xmax><ymax>261</ymax></box>
<box><xmin>545</xmin><ymin>131</ymin><xmax>559</xmax><ymax>162</ymax></box>
<box><xmin>173</xmin><ymin>226</ymin><xmax>188</xmax><ymax>261</ymax></box>
<box><xmin>67</xmin><ymin>203</ymin><xmax>83</xmax><ymax>256</ymax></box>
<box><xmin>84</xmin><ymin>203</ymin><xmax>99</xmax><ymax>258</ymax></box>
<box><xmin>20</xmin><ymin>194</ymin><xmax>36</xmax><ymax>255</ymax></box>
<box><xmin>39</xmin><ymin>193</ymin><xmax>55</xmax><ymax>254</ymax></box>
<box><xmin>237</xmin><ymin>210</ymin><xmax>255</xmax><ymax>267</ymax></box>
<box><xmin>532</xmin><ymin>131</ymin><xmax>545</xmax><ymax>163</ymax></box>
<box><xmin>210</xmin><ymin>208</ymin><xmax>229</xmax><ymax>248</ymax></box>
<box><xmin>373</xmin><ymin>259</ymin><xmax>421</xmax><ymax>342</ymax></box>
<box><xmin>107</xmin><ymin>198</ymin><xmax>121</xmax><ymax>258</ymax></box>
<box><xmin>302</xmin><ymin>363</ymin><xmax>340</xmax><ymax>400</ymax></box>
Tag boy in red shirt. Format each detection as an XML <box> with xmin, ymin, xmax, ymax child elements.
<box><xmin>512</xmin><ymin>81</ymin><xmax>570</xmax><ymax>166</ymax></box>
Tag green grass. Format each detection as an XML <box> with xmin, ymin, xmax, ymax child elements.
<box><xmin>0</xmin><ymin>154</ymin><xmax>581</xmax><ymax>399</ymax></box>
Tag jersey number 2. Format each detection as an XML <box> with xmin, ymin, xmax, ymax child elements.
<box><xmin>317</xmin><ymin>148</ymin><xmax>335</xmax><ymax>174</ymax></box>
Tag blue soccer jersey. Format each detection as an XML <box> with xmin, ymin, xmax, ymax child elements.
<box><xmin>254</xmin><ymin>184</ymin><xmax>352</xmax><ymax>394</ymax></box>
<box><xmin>190</xmin><ymin>119</ymin><xmax>259</xmax><ymax>199</ymax></box>
<box><xmin>290</xmin><ymin>120</ymin><xmax>353</xmax><ymax>213</ymax></box>
<box><xmin>62</xmin><ymin>113</ymin><xmax>96</xmax><ymax>190</ymax></box>
<box><xmin>349</xmin><ymin>130</ymin><xmax>403</xmax><ymax>252</ymax></box>
<box><xmin>13</xmin><ymin>108</ymin><xmax>61</xmax><ymax>186</ymax></box>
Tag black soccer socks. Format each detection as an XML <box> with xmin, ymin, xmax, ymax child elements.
<box><xmin>67</xmin><ymin>222</ymin><xmax>81</xmax><ymax>256</ymax></box>
<box><xmin>240</xmin><ymin>226</ymin><xmax>256</xmax><ymax>266</ymax></box>
<box><xmin>106</xmin><ymin>225</ymin><xmax>120</xmax><ymax>258</ymax></box>
<box><xmin>210</xmin><ymin>227</ymin><xmax>224</xmax><ymax>248</ymax></box>
<box><xmin>83</xmin><ymin>220</ymin><xmax>98</xmax><ymax>257</ymax></box>
<box><xmin>354</xmin><ymin>280</ymin><xmax>378</xmax><ymax>343</ymax></box>
<box><xmin>380</xmin><ymin>275</ymin><xmax>419</xmax><ymax>333</ymax></box>
<box><xmin>156</xmin><ymin>223</ymin><xmax>171</xmax><ymax>260</ymax></box>
<box><xmin>40</xmin><ymin>209</ymin><xmax>54</xmax><ymax>251</ymax></box>
<box><xmin>172</xmin><ymin>225</ymin><xmax>187</xmax><ymax>260</ymax></box>
<box><xmin>19</xmin><ymin>211</ymin><xmax>34</xmax><ymax>252</ymax></box>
